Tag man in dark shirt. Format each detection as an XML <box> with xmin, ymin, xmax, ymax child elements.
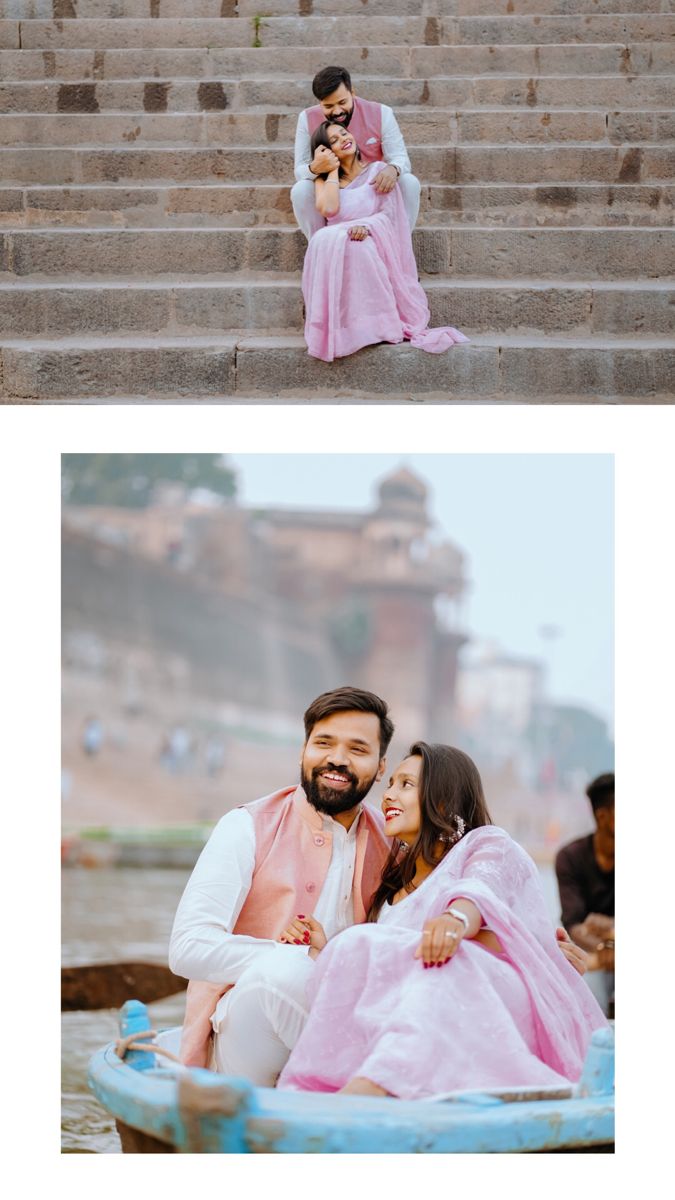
<box><xmin>555</xmin><ymin>773</ymin><xmax>614</xmax><ymax>1015</ymax></box>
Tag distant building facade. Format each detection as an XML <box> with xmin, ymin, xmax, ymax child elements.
<box><xmin>62</xmin><ymin>467</ymin><xmax>469</xmax><ymax>745</ymax></box>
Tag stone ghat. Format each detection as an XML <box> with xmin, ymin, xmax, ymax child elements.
<box><xmin>1</xmin><ymin>0</ymin><xmax>673</xmax><ymax>404</ymax></box>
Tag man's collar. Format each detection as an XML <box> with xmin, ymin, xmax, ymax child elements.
<box><xmin>292</xmin><ymin>784</ymin><xmax>363</xmax><ymax>834</ymax></box>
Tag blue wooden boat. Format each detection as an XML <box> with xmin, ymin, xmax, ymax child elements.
<box><xmin>88</xmin><ymin>999</ymin><xmax>614</xmax><ymax>1153</ymax></box>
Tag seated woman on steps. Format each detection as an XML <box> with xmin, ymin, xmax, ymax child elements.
<box><xmin>302</xmin><ymin>122</ymin><xmax>468</xmax><ymax>363</ymax></box>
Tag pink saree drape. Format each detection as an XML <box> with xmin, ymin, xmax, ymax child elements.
<box><xmin>302</xmin><ymin>161</ymin><xmax>468</xmax><ymax>362</ymax></box>
<box><xmin>278</xmin><ymin>826</ymin><xmax>607</xmax><ymax>1099</ymax></box>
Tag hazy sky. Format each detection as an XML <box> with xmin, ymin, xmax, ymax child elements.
<box><xmin>228</xmin><ymin>454</ymin><xmax>614</xmax><ymax>727</ymax></box>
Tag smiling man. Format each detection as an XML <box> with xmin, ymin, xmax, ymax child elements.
<box><xmin>169</xmin><ymin>686</ymin><xmax>394</xmax><ymax>1081</ymax></box>
<box><xmin>291</xmin><ymin>65</ymin><xmax>421</xmax><ymax>240</ymax></box>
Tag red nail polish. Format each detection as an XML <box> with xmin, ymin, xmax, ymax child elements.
<box><xmin>297</xmin><ymin>914</ymin><xmax>305</xmax><ymax>919</ymax></box>
<box><xmin>294</xmin><ymin>939</ymin><xmax>301</xmax><ymax>944</ymax></box>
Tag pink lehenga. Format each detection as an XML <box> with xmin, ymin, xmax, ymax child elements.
<box><xmin>302</xmin><ymin>160</ymin><xmax>468</xmax><ymax>362</ymax></box>
<box><xmin>278</xmin><ymin>826</ymin><xmax>607</xmax><ymax>1099</ymax></box>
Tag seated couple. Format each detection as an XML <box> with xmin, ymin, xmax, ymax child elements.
<box><xmin>290</xmin><ymin>66</ymin><xmax>467</xmax><ymax>362</ymax></box>
<box><xmin>169</xmin><ymin>687</ymin><xmax>606</xmax><ymax>1100</ymax></box>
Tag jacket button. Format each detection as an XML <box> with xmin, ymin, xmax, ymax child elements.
<box><xmin>306</xmin><ymin>882</ymin><xmax>316</xmax><ymax>893</ymax></box>
<box><xmin>314</xmin><ymin>835</ymin><xmax>325</xmax><ymax>846</ymax></box>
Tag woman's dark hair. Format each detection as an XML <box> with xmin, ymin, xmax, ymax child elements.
<box><xmin>312</xmin><ymin>66</ymin><xmax>352</xmax><ymax>101</ymax></box>
<box><xmin>367</xmin><ymin>742</ymin><xmax>492</xmax><ymax>921</ymax></box>
<box><xmin>309</xmin><ymin>121</ymin><xmax>361</xmax><ymax>179</ymax></box>
<box><xmin>303</xmin><ymin>686</ymin><xmax>394</xmax><ymax>758</ymax></box>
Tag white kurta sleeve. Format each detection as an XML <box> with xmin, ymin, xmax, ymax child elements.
<box><xmin>381</xmin><ymin>105</ymin><xmax>411</xmax><ymax>176</ymax></box>
<box><xmin>294</xmin><ymin>110</ymin><xmax>316</xmax><ymax>182</ymax></box>
<box><xmin>168</xmin><ymin>807</ymin><xmax>290</xmax><ymax>984</ymax></box>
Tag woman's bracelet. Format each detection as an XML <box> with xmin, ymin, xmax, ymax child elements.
<box><xmin>442</xmin><ymin>906</ymin><xmax>470</xmax><ymax>933</ymax></box>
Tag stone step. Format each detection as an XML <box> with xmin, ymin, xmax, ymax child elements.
<box><xmin>2</xmin><ymin>333</ymin><xmax>672</xmax><ymax>401</ymax></box>
<box><xmin>6</xmin><ymin>15</ymin><xmax>675</xmax><ymax>51</ymax></box>
<box><xmin>16</xmin><ymin>392</ymin><xmax>671</xmax><ymax>406</ymax></box>
<box><xmin>4</xmin><ymin>277</ymin><xmax>673</xmax><ymax>337</ymax></box>
<box><xmin>4</xmin><ymin>182</ymin><xmax>671</xmax><ymax>229</ymax></box>
<box><xmin>3</xmin><ymin>225</ymin><xmax>672</xmax><ymax>279</ymax></box>
<box><xmin>3</xmin><ymin>143</ymin><xmax>672</xmax><ymax>185</ymax></box>
<box><xmin>458</xmin><ymin>0</ymin><xmax>673</xmax><ymax>11</ymax></box>
<box><xmin>7</xmin><ymin>109</ymin><xmax>675</xmax><ymax>147</ymax></box>
<box><xmin>1</xmin><ymin>1</ymin><xmax>668</xmax><ymax>18</ymax></box>
<box><xmin>2</xmin><ymin>43</ymin><xmax>673</xmax><ymax>81</ymax></box>
<box><xmin>4</xmin><ymin>74</ymin><xmax>674</xmax><ymax>113</ymax></box>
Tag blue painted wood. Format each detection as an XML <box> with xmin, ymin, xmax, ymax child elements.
<box><xmin>87</xmin><ymin>1005</ymin><xmax>615</xmax><ymax>1154</ymax></box>
<box><xmin>119</xmin><ymin>999</ymin><xmax>155</xmax><ymax>1072</ymax></box>
<box><xmin>577</xmin><ymin>1026</ymin><xmax>615</xmax><ymax>1096</ymax></box>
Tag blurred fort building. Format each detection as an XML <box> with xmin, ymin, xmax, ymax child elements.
<box><xmin>62</xmin><ymin>461</ymin><xmax>612</xmax><ymax>848</ymax></box>
<box><xmin>62</xmin><ymin>466</ymin><xmax>470</xmax><ymax>826</ymax></box>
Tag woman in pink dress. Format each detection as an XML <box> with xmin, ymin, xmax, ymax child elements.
<box><xmin>277</xmin><ymin>742</ymin><xmax>606</xmax><ymax>1100</ymax></box>
<box><xmin>302</xmin><ymin>122</ymin><xmax>468</xmax><ymax>362</ymax></box>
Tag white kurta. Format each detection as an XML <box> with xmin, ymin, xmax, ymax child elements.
<box><xmin>167</xmin><ymin>803</ymin><xmax>364</xmax><ymax>1085</ymax></box>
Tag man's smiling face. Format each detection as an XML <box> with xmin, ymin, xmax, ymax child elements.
<box><xmin>301</xmin><ymin>709</ymin><xmax>384</xmax><ymax>817</ymax></box>
<box><xmin>318</xmin><ymin>83</ymin><xmax>355</xmax><ymax>127</ymax></box>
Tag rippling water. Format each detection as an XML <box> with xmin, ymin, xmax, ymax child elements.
<box><xmin>62</xmin><ymin>862</ymin><xmax>560</xmax><ymax>1153</ymax></box>
<box><xmin>62</xmin><ymin>866</ymin><xmax>190</xmax><ymax>1154</ymax></box>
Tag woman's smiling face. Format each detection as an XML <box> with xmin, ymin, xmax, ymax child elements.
<box><xmin>381</xmin><ymin>755</ymin><xmax>422</xmax><ymax>843</ymax></box>
<box><xmin>326</xmin><ymin>122</ymin><xmax>356</xmax><ymax>160</ymax></box>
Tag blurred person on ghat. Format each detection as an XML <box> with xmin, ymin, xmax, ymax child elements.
<box><xmin>169</xmin><ymin>687</ymin><xmax>587</xmax><ymax>1084</ymax></box>
<box><xmin>556</xmin><ymin>773</ymin><xmax>614</xmax><ymax>1016</ymax></box>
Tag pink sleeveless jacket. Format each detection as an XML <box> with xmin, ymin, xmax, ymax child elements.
<box><xmin>179</xmin><ymin>785</ymin><xmax>389</xmax><ymax>1066</ymax></box>
<box><xmin>306</xmin><ymin>96</ymin><xmax>384</xmax><ymax>164</ymax></box>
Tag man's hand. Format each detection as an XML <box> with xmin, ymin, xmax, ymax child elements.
<box><xmin>370</xmin><ymin>165</ymin><xmax>398</xmax><ymax>194</ymax></box>
<box><xmin>310</xmin><ymin>146</ymin><xmax>339</xmax><ymax>176</ymax></box>
<box><xmin>555</xmin><ymin>926</ymin><xmax>588</xmax><ymax>976</ymax></box>
<box><xmin>596</xmin><ymin>943</ymin><xmax>615</xmax><ymax>971</ymax></box>
<box><xmin>279</xmin><ymin>914</ymin><xmax>327</xmax><ymax>959</ymax></box>
<box><xmin>584</xmin><ymin>913</ymin><xmax>614</xmax><ymax>939</ymax></box>
<box><xmin>348</xmin><ymin>225</ymin><xmax>369</xmax><ymax>241</ymax></box>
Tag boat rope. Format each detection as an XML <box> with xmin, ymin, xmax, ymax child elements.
<box><xmin>115</xmin><ymin>1030</ymin><xmax>183</xmax><ymax>1064</ymax></box>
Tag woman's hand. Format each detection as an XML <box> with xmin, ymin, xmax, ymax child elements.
<box><xmin>555</xmin><ymin>926</ymin><xmax>589</xmax><ymax>976</ymax></box>
<box><xmin>279</xmin><ymin>914</ymin><xmax>327</xmax><ymax>958</ymax></box>
<box><xmin>414</xmin><ymin>912</ymin><xmax>465</xmax><ymax>968</ymax></box>
<box><xmin>348</xmin><ymin>225</ymin><xmax>369</xmax><ymax>241</ymax></box>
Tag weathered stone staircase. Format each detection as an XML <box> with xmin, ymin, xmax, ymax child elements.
<box><xmin>1</xmin><ymin>0</ymin><xmax>673</xmax><ymax>402</ymax></box>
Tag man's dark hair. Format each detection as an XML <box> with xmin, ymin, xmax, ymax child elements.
<box><xmin>303</xmin><ymin>686</ymin><xmax>394</xmax><ymax>756</ymax></box>
<box><xmin>586</xmin><ymin>772</ymin><xmax>614</xmax><ymax>813</ymax></box>
<box><xmin>312</xmin><ymin>66</ymin><xmax>352</xmax><ymax>101</ymax></box>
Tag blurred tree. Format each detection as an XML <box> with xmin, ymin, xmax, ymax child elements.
<box><xmin>61</xmin><ymin>455</ymin><xmax>237</xmax><ymax>508</ymax></box>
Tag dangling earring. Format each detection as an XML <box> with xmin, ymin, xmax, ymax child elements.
<box><xmin>438</xmin><ymin>815</ymin><xmax>467</xmax><ymax>845</ymax></box>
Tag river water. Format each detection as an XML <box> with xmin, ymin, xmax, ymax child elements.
<box><xmin>62</xmin><ymin>863</ymin><xmax>561</xmax><ymax>1153</ymax></box>
<box><xmin>62</xmin><ymin>866</ymin><xmax>189</xmax><ymax>1154</ymax></box>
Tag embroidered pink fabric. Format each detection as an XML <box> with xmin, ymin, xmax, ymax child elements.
<box><xmin>302</xmin><ymin>160</ymin><xmax>469</xmax><ymax>362</ymax></box>
<box><xmin>278</xmin><ymin>825</ymin><xmax>607</xmax><ymax>1099</ymax></box>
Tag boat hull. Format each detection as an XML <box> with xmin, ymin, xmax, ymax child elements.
<box><xmin>88</xmin><ymin>1035</ymin><xmax>615</xmax><ymax>1153</ymax></box>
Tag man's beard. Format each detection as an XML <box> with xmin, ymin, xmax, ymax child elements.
<box><xmin>328</xmin><ymin>105</ymin><xmax>353</xmax><ymax>128</ymax></box>
<box><xmin>302</xmin><ymin>763</ymin><xmax>375</xmax><ymax>816</ymax></box>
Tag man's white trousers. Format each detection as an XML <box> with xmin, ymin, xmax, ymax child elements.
<box><xmin>210</xmin><ymin>946</ymin><xmax>315</xmax><ymax>1086</ymax></box>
